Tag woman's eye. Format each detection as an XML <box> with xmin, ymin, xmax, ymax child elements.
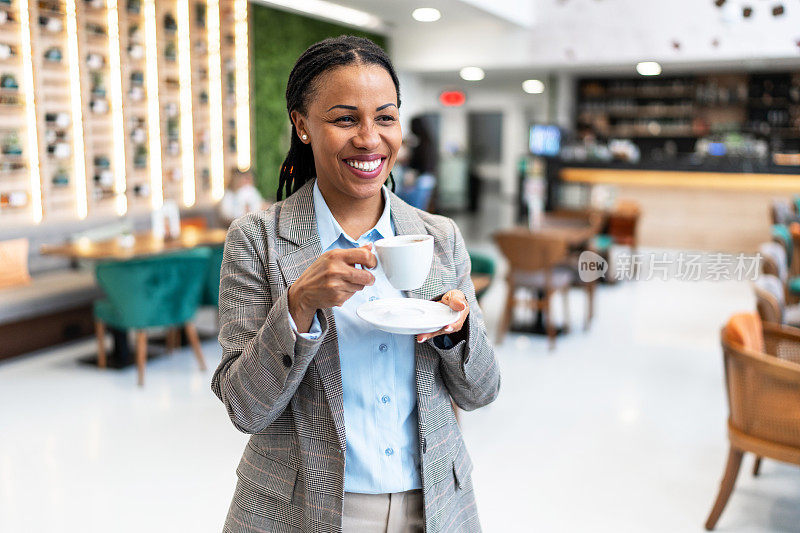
<box><xmin>377</xmin><ymin>115</ymin><xmax>397</xmax><ymax>123</ymax></box>
<box><xmin>334</xmin><ymin>116</ymin><xmax>355</xmax><ymax>124</ymax></box>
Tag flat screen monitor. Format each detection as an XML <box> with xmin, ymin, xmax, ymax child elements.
<box><xmin>529</xmin><ymin>125</ymin><xmax>561</xmax><ymax>157</ymax></box>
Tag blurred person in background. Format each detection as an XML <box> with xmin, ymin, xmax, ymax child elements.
<box><xmin>212</xmin><ymin>35</ymin><xmax>499</xmax><ymax>533</ymax></box>
<box><xmin>218</xmin><ymin>167</ymin><xmax>270</xmax><ymax>226</ymax></box>
<box><xmin>396</xmin><ymin>117</ymin><xmax>438</xmax><ymax>211</ymax></box>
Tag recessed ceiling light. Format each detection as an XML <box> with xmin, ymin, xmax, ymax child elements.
<box><xmin>636</xmin><ymin>61</ymin><xmax>662</xmax><ymax>76</ymax></box>
<box><xmin>259</xmin><ymin>0</ymin><xmax>383</xmax><ymax>30</ymax></box>
<box><xmin>460</xmin><ymin>67</ymin><xmax>484</xmax><ymax>81</ymax></box>
<box><xmin>412</xmin><ymin>7</ymin><xmax>441</xmax><ymax>22</ymax></box>
<box><xmin>522</xmin><ymin>79</ymin><xmax>545</xmax><ymax>94</ymax></box>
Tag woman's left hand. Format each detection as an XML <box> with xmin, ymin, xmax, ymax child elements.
<box><xmin>417</xmin><ymin>290</ymin><xmax>469</xmax><ymax>343</ymax></box>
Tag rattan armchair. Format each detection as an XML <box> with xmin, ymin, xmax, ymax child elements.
<box><xmin>494</xmin><ymin>229</ymin><xmax>590</xmax><ymax>350</ymax></box>
<box><xmin>705</xmin><ymin>314</ymin><xmax>800</xmax><ymax>530</ymax></box>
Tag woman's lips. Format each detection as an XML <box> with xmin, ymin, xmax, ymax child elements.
<box><xmin>342</xmin><ymin>157</ymin><xmax>386</xmax><ymax>179</ymax></box>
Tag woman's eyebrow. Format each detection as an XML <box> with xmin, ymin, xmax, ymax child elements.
<box><xmin>326</xmin><ymin>103</ymin><xmax>397</xmax><ymax>112</ymax></box>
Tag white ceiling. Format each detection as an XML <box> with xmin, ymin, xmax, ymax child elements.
<box><xmin>323</xmin><ymin>0</ymin><xmax>800</xmax><ymax>76</ymax></box>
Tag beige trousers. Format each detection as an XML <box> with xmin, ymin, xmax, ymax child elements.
<box><xmin>342</xmin><ymin>490</ymin><xmax>424</xmax><ymax>533</ymax></box>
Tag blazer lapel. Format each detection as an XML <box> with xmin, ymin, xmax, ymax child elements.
<box><xmin>276</xmin><ymin>180</ymin><xmax>347</xmax><ymax>451</ymax></box>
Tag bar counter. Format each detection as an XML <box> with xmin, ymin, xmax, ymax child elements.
<box><xmin>557</xmin><ymin>159</ymin><xmax>800</xmax><ymax>252</ymax></box>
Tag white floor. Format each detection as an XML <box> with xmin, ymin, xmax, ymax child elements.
<box><xmin>2</xmin><ymin>274</ymin><xmax>799</xmax><ymax>532</ymax></box>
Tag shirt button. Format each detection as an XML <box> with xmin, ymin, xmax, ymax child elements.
<box><xmin>379</xmin><ymin>343</ymin><xmax>388</xmax><ymax>352</ymax></box>
<box><xmin>381</xmin><ymin>395</ymin><xmax>390</xmax><ymax>404</ymax></box>
<box><xmin>385</xmin><ymin>448</ymin><xmax>394</xmax><ymax>456</ymax></box>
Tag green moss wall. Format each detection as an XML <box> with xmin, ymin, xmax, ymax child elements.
<box><xmin>250</xmin><ymin>5</ymin><xmax>387</xmax><ymax>200</ymax></box>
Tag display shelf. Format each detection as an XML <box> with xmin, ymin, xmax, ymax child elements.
<box><xmin>117</xmin><ymin>0</ymin><xmax>150</xmax><ymax>212</ymax></box>
<box><xmin>220</xmin><ymin>0</ymin><xmax>235</xmax><ymax>175</ymax></box>
<box><xmin>30</xmin><ymin>0</ymin><xmax>81</xmax><ymax>221</ymax></box>
<box><xmin>577</xmin><ymin>72</ymin><xmax>800</xmax><ymax>153</ymax></box>
<box><xmin>75</xmin><ymin>0</ymin><xmax>117</xmax><ymax>215</ymax></box>
<box><xmin>0</xmin><ymin>35</ymin><xmax>29</xmax><ymax>230</ymax></box>
<box><xmin>189</xmin><ymin>0</ymin><xmax>209</xmax><ymax>205</ymax></box>
<box><xmin>155</xmin><ymin>0</ymin><xmax>179</xmax><ymax>205</ymax></box>
<box><xmin>0</xmin><ymin>0</ymin><xmax>25</xmax><ymax>220</ymax></box>
<box><xmin>0</xmin><ymin>0</ymin><xmax>249</xmax><ymax>224</ymax></box>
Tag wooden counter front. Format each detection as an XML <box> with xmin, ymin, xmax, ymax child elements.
<box><xmin>561</xmin><ymin>167</ymin><xmax>800</xmax><ymax>192</ymax></box>
<box><xmin>560</xmin><ymin>166</ymin><xmax>800</xmax><ymax>253</ymax></box>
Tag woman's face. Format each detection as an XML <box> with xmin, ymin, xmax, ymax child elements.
<box><xmin>291</xmin><ymin>63</ymin><xmax>401</xmax><ymax>203</ymax></box>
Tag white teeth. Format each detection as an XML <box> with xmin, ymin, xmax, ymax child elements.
<box><xmin>346</xmin><ymin>158</ymin><xmax>381</xmax><ymax>172</ymax></box>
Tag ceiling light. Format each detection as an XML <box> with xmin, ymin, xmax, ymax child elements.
<box><xmin>412</xmin><ymin>7</ymin><xmax>441</xmax><ymax>22</ymax></box>
<box><xmin>522</xmin><ymin>79</ymin><xmax>545</xmax><ymax>94</ymax></box>
<box><xmin>636</xmin><ymin>61</ymin><xmax>662</xmax><ymax>76</ymax></box>
<box><xmin>258</xmin><ymin>0</ymin><xmax>383</xmax><ymax>30</ymax></box>
<box><xmin>460</xmin><ymin>67</ymin><xmax>484</xmax><ymax>81</ymax></box>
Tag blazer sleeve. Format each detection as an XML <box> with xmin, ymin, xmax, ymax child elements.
<box><xmin>211</xmin><ymin>218</ymin><xmax>329</xmax><ymax>433</ymax></box>
<box><xmin>428</xmin><ymin>219</ymin><xmax>501</xmax><ymax>411</ymax></box>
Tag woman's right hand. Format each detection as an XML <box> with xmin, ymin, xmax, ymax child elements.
<box><xmin>287</xmin><ymin>244</ymin><xmax>377</xmax><ymax>333</ymax></box>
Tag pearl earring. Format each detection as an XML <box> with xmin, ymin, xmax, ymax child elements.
<box><xmin>301</xmin><ymin>134</ymin><xmax>308</xmax><ymax>140</ymax></box>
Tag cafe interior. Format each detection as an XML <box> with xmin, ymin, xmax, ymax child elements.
<box><xmin>3</xmin><ymin>0</ymin><xmax>800</xmax><ymax>531</ymax></box>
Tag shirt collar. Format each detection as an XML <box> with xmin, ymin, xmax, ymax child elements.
<box><xmin>312</xmin><ymin>180</ymin><xmax>394</xmax><ymax>251</ymax></box>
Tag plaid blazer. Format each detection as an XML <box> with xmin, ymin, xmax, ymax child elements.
<box><xmin>212</xmin><ymin>179</ymin><xmax>501</xmax><ymax>533</ymax></box>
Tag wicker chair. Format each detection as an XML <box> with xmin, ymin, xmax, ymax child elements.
<box><xmin>705</xmin><ymin>313</ymin><xmax>800</xmax><ymax>530</ymax></box>
<box><xmin>771</xmin><ymin>199</ymin><xmax>797</xmax><ymax>226</ymax></box>
<box><xmin>607</xmin><ymin>200</ymin><xmax>640</xmax><ymax>253</ymax></box>
<box><xmin>754</xmin><ymin>274</ymin><xmax>800</xmax><ymax>327</ymax></box>
<box><xmin>494</xmin><ymin>229</ymin><xmax>588</xmax><ymax>350</ymax></box>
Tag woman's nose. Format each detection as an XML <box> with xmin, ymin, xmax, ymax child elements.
<box><xmin>352</xmin><ymin>123</ymin><xmax>380</xmax><ymax>150</ymax></box>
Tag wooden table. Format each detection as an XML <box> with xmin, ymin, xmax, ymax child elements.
<box><xmin>40</xmin><ymin>226</ymin><xmax>227</xmax><ymax>260</ymax></box>
<box><xmin>527</xmin><ymin>216</ymin><xmax>598</xmax><ymax>247</ymax></box>
<box><xmin>41</xmin><ymin>227</ymin><xmax>227</xmax><ymax>368</ymax></box>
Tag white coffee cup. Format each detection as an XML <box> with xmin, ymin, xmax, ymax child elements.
<box><xmin>372</xmin><ymin>234</ymin><xmax>433</xmax><ymax>290</ymax></box>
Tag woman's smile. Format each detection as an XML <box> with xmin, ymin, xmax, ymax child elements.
<box><xmin>341</xmin><ymin>154</ymin><xmax>387</xmax><ymax>179</ymax></box>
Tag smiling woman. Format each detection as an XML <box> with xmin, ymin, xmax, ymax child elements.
<box><xmin>212</xmin><ymin>35</ymin><xmax>500</xmax><ymax>533</ymax></box>
<box><xmin>289</xmin><ymin>62</ymin><xmax>401</xmax><ymax>225</ymax></box>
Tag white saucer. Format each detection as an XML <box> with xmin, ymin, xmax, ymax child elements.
<box><xmin>356</xmin><ymin>298</ymin><xmax>460</xmax><ymax>335</ymax></box>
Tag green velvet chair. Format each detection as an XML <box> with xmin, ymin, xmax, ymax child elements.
<box><xmin>468</xmin><ymin>250</ymin><xmax>496</xmax><ymax>303</ymax></box>
<box><xmin>772</xmin><ymin>224</ymin><xmax>792</xmax><ymax>266</ymax></box>
<box><xmin>93</xmin><ymin>248</ymin><xmax>212</xmax><ymax>386</ymax></box>
<box><xmin>202</xmin><ymin>245</ymin><xmax>224</xmax><ymax>308</ymax></box>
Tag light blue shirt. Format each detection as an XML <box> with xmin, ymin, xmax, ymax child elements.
<box><xmin>290</xmin><ymin>182</ymin><xmax>421</xmax><ymax>494</ymax></box>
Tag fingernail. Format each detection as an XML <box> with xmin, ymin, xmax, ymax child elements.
<box><xmin>417</xmin><ymin>337</ymin><xmax>425</xmax><ymax>343</ymax></box>
<box><xmin>444</xmin><ymin>326</ymin><xmax>453</xmax><ymax>332</ymax></box>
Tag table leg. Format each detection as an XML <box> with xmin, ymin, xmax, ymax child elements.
<box><xmin>107</xmin><ymin>327</ymin><xmax>133</xmax><ymax>367</ymax></box>
<box><xmin>79</xmin><ymin>326</ymin><xmax>133</xmax><ymax>368</ymax></box>
<box><xmin>510</xmin><ymin>289</ymin><xmax>567</xmax><ymax>336</ymax></box>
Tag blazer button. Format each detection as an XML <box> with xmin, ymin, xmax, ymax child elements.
<box><xmin>282</xmin><ymin>354</ymin><xmax>292</xmax><ymax>368</ymax></box>
<box><xmin>422</xmin><ymin>438</ymin><xmax>427</xmax><ymax>454</ymax></box>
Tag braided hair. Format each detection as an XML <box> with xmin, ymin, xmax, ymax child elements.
<box><xmin>277</xmin><ymin>35</ymin><xmax>401</xmax><ymax>200</ymax></box>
